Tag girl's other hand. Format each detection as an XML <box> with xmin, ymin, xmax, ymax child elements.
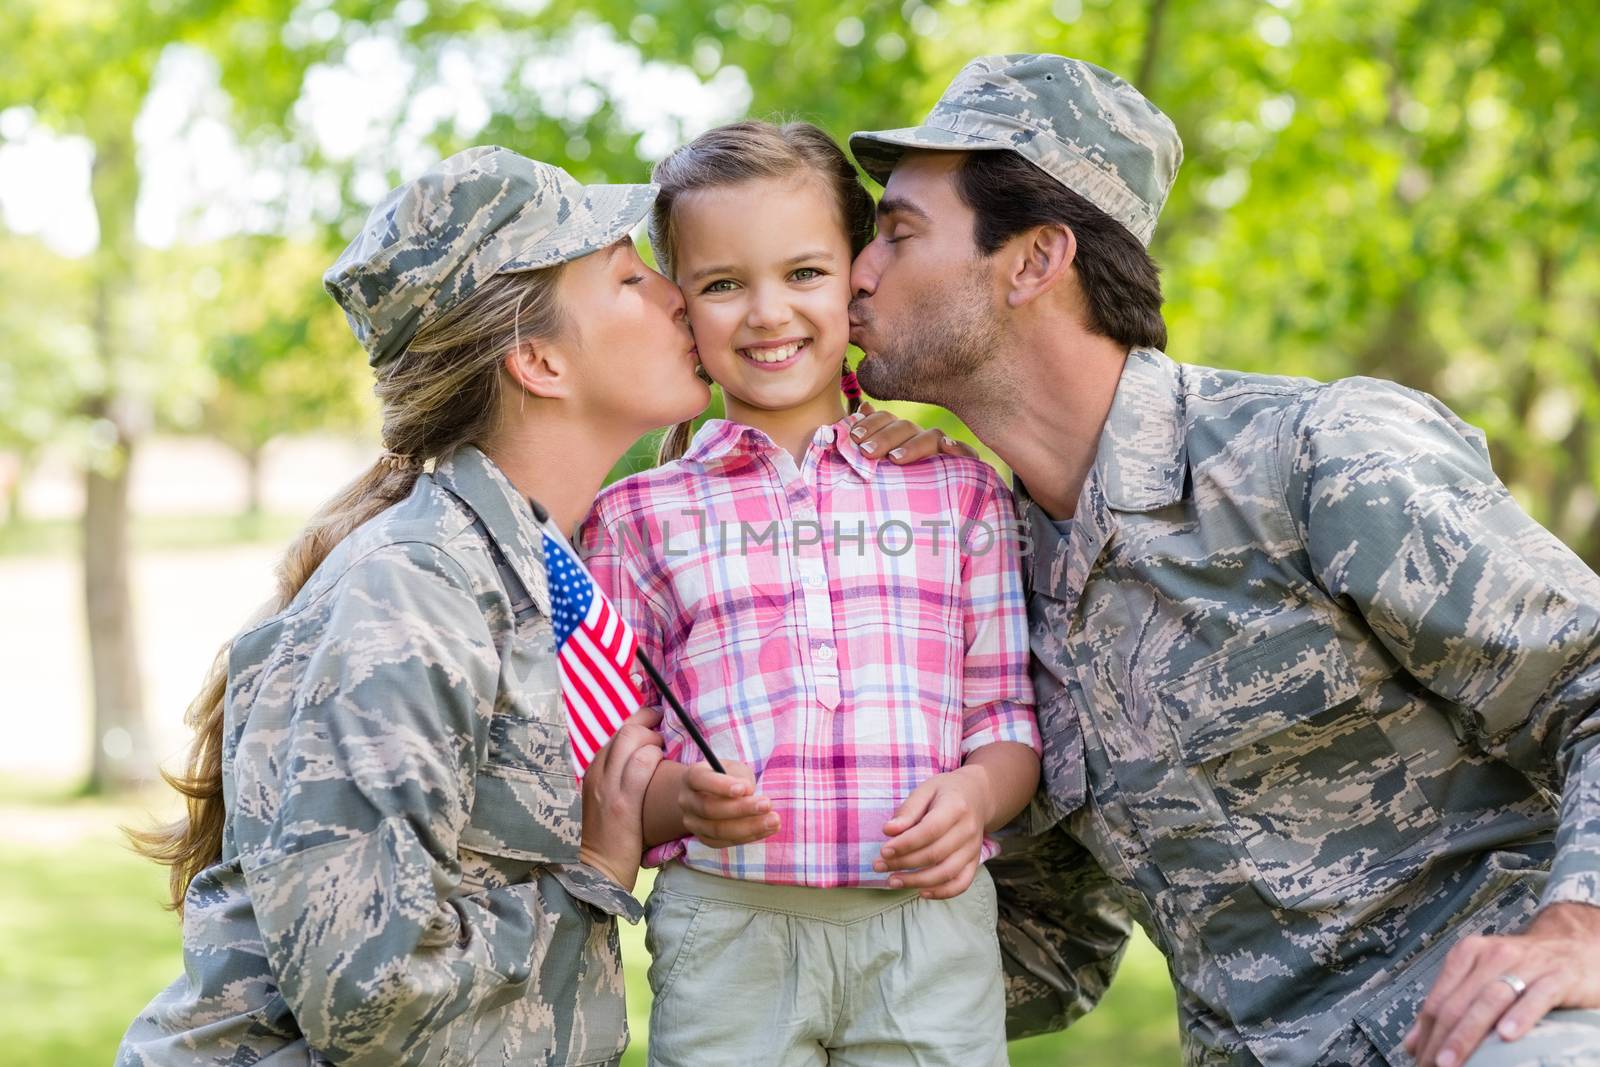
<box><xmin>873</xmin><ymin>766</ymin><xmax>990</xmax><ymax>899</ymax></box>
<box><xmin>681</xmin><ymin>760</ymin><xmax>781</xmax><ymax>849</ymax></box>
<box><xmin>579</xmin><ymin>707</ymin><xmax>665</xmax><ymax>891</ymax></box>
<box><xmin>850</xmin><ymin>400</ymin><xmax>979</xmax><ymax>464</ymax></box>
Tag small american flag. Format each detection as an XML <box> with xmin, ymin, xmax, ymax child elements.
<box><xmin>541</xmin><ymin>527</ymin><xmax>643</xmax><ymax>778</ymax></box>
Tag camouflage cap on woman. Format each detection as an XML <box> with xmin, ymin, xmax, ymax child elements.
<box><xmin>850</xmin><ymin>54</ymin><xmax>1182</xmax><ymax>246</ymax></box>
<box><xmin>325</xmin><ymin>146</ymin><xmax>657</xmax><ymax>367</ymax></box>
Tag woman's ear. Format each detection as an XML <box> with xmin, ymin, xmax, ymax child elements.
<box><xmin>502</xmin><ymin>339</ymin><xmax>571</xmax><ymax>400</ymax></box>
<box><xmin>1005</xmin><ymin>223</ymin><xmax>1077</xmax><ymax>309</ymax></box>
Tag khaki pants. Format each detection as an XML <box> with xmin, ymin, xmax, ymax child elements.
<box><xmin>644</xmin><ymin>863</ymin><xmax>1008</xmax><ymax>1067</ymax></box>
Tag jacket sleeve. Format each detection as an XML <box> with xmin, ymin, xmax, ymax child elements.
<box><xmin>1282</xmin><ymin>378</ymin><xmax>1600</xmax><ymax>909</ymax></box>
<box><xmin>232</xmin><ymin>541</ymin><xmax>587</xmax><ymax>1064</ymax></box>
<box><xmin>991</xmin><ymin>827</ymin><xmax>1133</xmax><ymax>1038</ymax></box>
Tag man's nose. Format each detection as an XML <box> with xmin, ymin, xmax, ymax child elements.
<box><xmin>849</xmin><ymin>244</ymin><xmax>880</xmax><ymax>300</ymax></box>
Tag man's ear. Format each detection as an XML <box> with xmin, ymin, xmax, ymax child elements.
<box><xmin>502</xmin><ymin>339</ymin><xmax>572</xmax><ymax>400</ymax></box>
<box><xmin>1004</xmin><ymin>223</ymin><xmax>1077</xmax><ymax>309</ymax></box>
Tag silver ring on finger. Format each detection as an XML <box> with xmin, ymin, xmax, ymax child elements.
<box><xmin>1495</xmin><ymin>974</ymin><xmax>1528</xmax><ymax>997</ymax></box>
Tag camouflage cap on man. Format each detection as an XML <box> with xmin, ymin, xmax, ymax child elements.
<box><xmin>850</xmin><ymin>54</ymin><xmax>1182</xmax><ymax>246</ymax></box>
<box><xmin>325</xmin><ymin>145</ymin><xmax>657</xmax><ymax>367</ymax></box>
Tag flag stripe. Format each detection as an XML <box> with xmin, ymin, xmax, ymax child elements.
<box><xmin>542</xmin><ymin>526</ymin><xmax>643</xmax><ymax>780</ymax></box>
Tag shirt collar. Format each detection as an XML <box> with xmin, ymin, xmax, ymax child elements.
<box><xmin>1093</xmin><ymin>347</ymin><xmax>1189</xmax><ymax>513</ymax></box>
<box><xmin>430</xmin><ymin>443</ymin><xmax>552</xmax><ymax>617</ymax></box>
<box><xmin>682</xmin><ymin>414</ymin><xmax>879</xmax><ymax>480</ymax></box>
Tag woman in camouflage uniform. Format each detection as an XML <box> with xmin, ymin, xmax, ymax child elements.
<box><xmin>115</xmin><ymin>146</ymin><xmax>710</xmax><ymax>1067</ymax></box>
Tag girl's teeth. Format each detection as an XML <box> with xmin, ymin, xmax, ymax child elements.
<box><xmin>745</xmin><ymin>341</ymin><xmax>804</xmax><ymax>363</ymax></box>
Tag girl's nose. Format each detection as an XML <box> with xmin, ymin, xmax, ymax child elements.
<box><xmin>746</xmin><ymin>288</ymin><xmax>790</xmax><ymax>330</ymax></box>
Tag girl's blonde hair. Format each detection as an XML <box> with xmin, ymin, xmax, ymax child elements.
<box><xmin>649</xmin><ymin>120</ymin><xmax>875</xmax><ymax>464</ymax></box>
<box><xmin>129</xmin><ymin>266</ymin><xmax>566</xmax><ymax>913</ymax></box>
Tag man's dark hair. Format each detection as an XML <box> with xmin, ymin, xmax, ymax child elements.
<box><xmin>954</xmin><ymin>150</ymin><xmax>1166</xmax><ymax>350</ymax></box>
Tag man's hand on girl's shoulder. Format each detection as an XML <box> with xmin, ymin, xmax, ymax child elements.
<box><xmin>850</xmin><ymin>401</ymin><xmax>980</xmax><ymax>464</ymax></box>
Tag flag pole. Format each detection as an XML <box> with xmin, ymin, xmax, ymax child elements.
<box><xmin>633</xmin><ymin>650</ymin><xmax>725</xmax><ymax>775</ymax></box>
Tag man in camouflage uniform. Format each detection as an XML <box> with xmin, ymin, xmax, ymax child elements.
<box><xmin>848</xmin><ymin>55</ymin><xmax>1600</xmax><ymax>1066</ymax></box>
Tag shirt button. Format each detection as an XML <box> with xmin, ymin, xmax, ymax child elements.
<box><xmin>804</xmin><ymin>572</ymin><xmax>826</xmax><ymax>588</ymax></box>
<box><xmin>631</xmin><ymin>671</ymin><xmax>646</xmax><ymax>688</ymax></box>
<box><xmin>815</xmin><ymin>644</ymin><xmax>835</xmax><ymax>662</ymax></box>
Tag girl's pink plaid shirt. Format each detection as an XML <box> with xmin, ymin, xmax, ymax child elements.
<box><xmin>577</xmin><ymin>415</ymin><xmax>1040</xmax><ymax>888</ymax></box>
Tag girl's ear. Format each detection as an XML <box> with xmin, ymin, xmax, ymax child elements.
<box><xmin>502</xmin><ymin>340</ymin><xmax>572</xmax><ymax>400</ymax></box>
<box><xmin>1005</xmin><ymin>223</ymin><xmax>1077</xmax><ymax>309</ymax></box>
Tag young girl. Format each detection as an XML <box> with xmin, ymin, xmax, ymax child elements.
<box><xmin>578</xmin><ymin>122</ymin><xmax>1041</xmax><ymax>1067</ymax></box>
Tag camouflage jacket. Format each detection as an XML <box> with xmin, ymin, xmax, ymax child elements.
<box><xmin>993</xmin><ymin>349</ymin><xmax>1600</xmax><ymax>1066</ymax></box>
<box><xmin>118</xmin><ymin>445</ymin><xmax>642</xmax><ymax>1067</ymax></box>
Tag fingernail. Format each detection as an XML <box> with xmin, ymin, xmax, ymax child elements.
<box><xmin>873</xmin><ymin>861</ymin><xmax>886</xmax><ymax>872</ymax></box>
<box><xmin>882</xmin><ymin>847</ymin><xmax>894</xmax><ymax>858</ymax></box>
<box><xmin>765</xmin><ymin>816</ymin><xmax>779</xmax><ymax>829</ymax></box>
<box><xmin>850</xmin><ymin>428</ymin><xmax>864</xmax><ymax>439</ymax></box>
<box><xmin>888</xmin><ymin>448</ymin><xmax>904</xmax><ymax>460</ymax></box>
<box><xmin>1439</xmin><ymin>1051</ymin><xmax>1458</xmax><ymax>1067</ymax></box>
<box><xmin>888</xmin><ymin>877</ymin><xmax>901</xmax><ymax>888</ymax></box>
<box><xmin>859</xmin><ymin>441</ymin><xmax>876</xmax><ymax>454</ymax></box>
<box><xmin>943</xmin><ymin>437</ymin><xmax>955</xmax><ymax>448</ymax></box>
<box><xmin>1499</xmin><ymin>1021</ymin><xmax>1517</xmax><ymax>1039</ymax></box>
<box><xmin>757</xmin><ymin>801</ymin><xmax>770</xmax><ymax>813</ymax></box>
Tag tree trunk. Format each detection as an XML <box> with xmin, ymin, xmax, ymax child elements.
<box><xmin>243</xmin><ymin>443</ymin><xmax>266</xmax><ymax>520</ymax></box>
<box><xmin>84</xmin><ymin>404</ymin><xmax>148</xmax><ymax>792</ymax></box>
<box><xmin>3</xmin><ymin>454</ymin><xmax>25</xmax><ymax>527</ymax></box>
<box><xmin>1136</xmin><ymin>0</ymin><xmax>1170</xmax><ymax>92</ymax></box>
<box><xmin>82</xmin><ymin>120</ymin><xmax>150</xmax><ymax>794</ymax></box>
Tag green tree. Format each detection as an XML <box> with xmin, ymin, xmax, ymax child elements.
<box><xmin>186</xmin><ymin>239</ymin><xmax>374</xmax><ymax>518</ymax></box>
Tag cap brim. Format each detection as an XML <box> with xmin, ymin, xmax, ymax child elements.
<box><xmin>849</xmin><ymin>125</ymin><xmax>1009</xmax><ymax>185</ymax></box>
<box><xmin>498</xmin><ymin>181</ymin><xmax>658</xmax><ymax>273</ymax></box>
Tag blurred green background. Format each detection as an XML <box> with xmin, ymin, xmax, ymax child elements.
<box><xmin>0</xmin><ymin>0</ymin><xmax>1594</xmax><ymax>1062</ymax></box>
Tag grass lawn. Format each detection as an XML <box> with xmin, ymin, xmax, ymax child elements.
<box><xmin>0</xmin><ymin>797</ymin><xmax>1179</xmax><ymax>1064</ymax></box>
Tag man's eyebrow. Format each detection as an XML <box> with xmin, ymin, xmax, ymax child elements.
<box><xmin>876</xmin><ymin>196</ymin><xmax>931</xmax><ymax>223</ymax></box>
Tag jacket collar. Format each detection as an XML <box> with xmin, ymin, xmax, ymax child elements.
<box><xmin>1093</xmin><ymin>347</ymin><xmax>1188</xmax><ymax>513</ymax></box>
<box><xmin>431</xmin><ymin>444</ymin><xmax>552</xmax><ymax>617</ymax></box>
<box><xmin>1018</xmin><ymin>348</ymin><xmax>1187</xmax><ymax>606</ymax></box>
<box><xmin>683</xmin><ymin>414</ymin><xmax>879</xmax><ymax>480</ymax></box>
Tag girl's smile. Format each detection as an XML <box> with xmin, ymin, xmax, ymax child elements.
<box><xmin>739</xmin><ymin>336</ymin><xmax>812</xmax><ymax>368</ymax></box>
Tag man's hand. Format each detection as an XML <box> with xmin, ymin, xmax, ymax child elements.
<box><xmin>850</xmin><ymin>400</ymin><xmax>979</xmax><ymax>464</ymax></box>
<box><xmin>874</xmin><ymin>766</ymin><xmax>992</xmax><ymax>900</ymax></box>
<box><xmin>1403</xmin><ymin>901</ymin><xmax>1600</xmax><ymax>1066</ymax></box>
<box><xmin>679</xmin><ymin>759</ymin><xmax>780</xmax><ymax>849</ymax></box>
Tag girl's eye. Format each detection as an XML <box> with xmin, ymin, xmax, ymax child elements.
<box><xmin>884</xmin><ymin>234</ymin><xmax>910</xmax><ymax>245</ymax></box>
<box><xmin>623</xmin><ymin>275</ymin><xmax>645</xmax><ymax>286</ymax></box>
<box><xmin>703</xmin><ymin>279</ymin><xmax>737</xmax><ymax>294</ymax></box>
<box><xmin>790</xmin><ymin>267</ymin><xmax>822</xmax><ymax>282</ymax></box>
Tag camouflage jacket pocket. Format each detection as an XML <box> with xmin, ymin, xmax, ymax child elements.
<box><xmin>1156</xmin><ymin>617</ymin><xmax>1440</xmax><ymax>909</ymax></box>
<box><xmin>460</xmin><ymin>717</ymin><xmax>582</xmax><ymax>866</ymax></box>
